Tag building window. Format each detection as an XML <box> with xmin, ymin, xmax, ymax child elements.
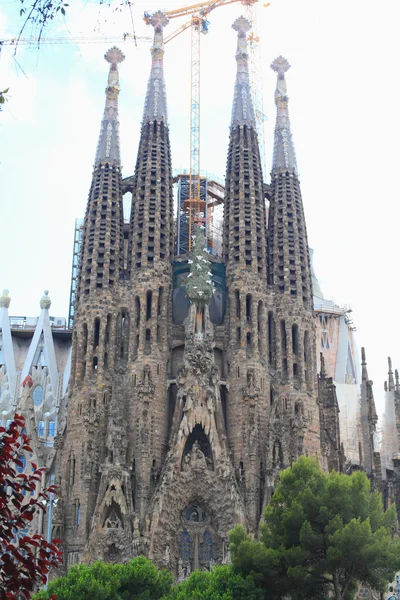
<box><xmin>179</xmin><ymin>531</ymin><xmax>192</xmax><ymax>563</ymax></box>
<box><xmin>37</xmin><ymin>421</ymin><xmax>45</xmax><ymax>437</ymax></box>
<box><xmin>48</xmin><ymin>421</ymin><xmax>56</xmax><ymax>437</ymax></box>
<box><xmin>33</xmin><ymin>386</ymin><xmax>44</xmax><ymax>407</ymax></box>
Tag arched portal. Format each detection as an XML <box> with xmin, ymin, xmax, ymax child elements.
<box><xmin>181</xmin><ymin>424</ymin><xmax>214</xmax><ymax>471</ymax></box>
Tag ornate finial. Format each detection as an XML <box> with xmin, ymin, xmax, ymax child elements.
<box><xmin>0</xmin><ymin>289</ymin><xmax>11</xmax><ymax>308</ymax></box>
<box><xmin>22</xmin><ymin>374</ymin><xmax>33</xmax><ymax>388</ymax></box>
<box><xmin>148</xmin><ymin>10</ymin><xmax>169</xmax><ymax>30</ymax></box>
<box><xmin>271</xmin><ymin>56</ymin><xmax>297</xmax><ymax>173</ymax></box>
<box><xmin>271</xmin><ymin>56</ymin><xmax>291</xmax><ymax>75</ymax></box>
<box><xmin>40</xmin><ymin>290</ymin><xmax>51</xmax><ymax>310</ymax></box>
<box><xmin>232</xmin><ymin>15</ymin><xmax>252</xmax><ymax>35</ymax></box>
<box><xmin>395</xmin><ymin>369</ymin><xmax>399</xmax><ymax>392</ymax></box>
<box><xmin>105</xmin><ymin>46</ymin><xmax>125</xmax><ymax>65</ymax></box>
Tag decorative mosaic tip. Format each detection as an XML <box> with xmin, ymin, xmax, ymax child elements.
<box><xmin>149</xmin><ymin>10</ymin><xmax>169</xmax><ymax>30</ymax></box>
<box><xmin>40</xmin><ymin>289</ymin><xmax>52</xmax><ymax>310</ymax></box>
<box><xmin>105</xmin><ymin>47</ymin><xmax>125</xmax><ymax>65</ymax></box>
<box><xmin>271</xmin><ymin>56</ymin><xmax>291</xmax><ymax>75</ymax></box>
<box><xmin>388</xmin><ymin>356</ymin><xmax>393</xmax><ymax>372</ymax></box>
<box><xmin>232</xmin><ymin>16</ymin><xmax>252</xmax><ymax>34</ymax></box>
<box><xmin>0</xmin><ymin>289</ymin><xmax>11</xmax><ymax>308</ymax></box>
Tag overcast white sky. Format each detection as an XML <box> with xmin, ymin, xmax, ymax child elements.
<box><xmin>1</xmin><ymin>0</ymin><xmax>399</xmax><ymax>417</ymax></box>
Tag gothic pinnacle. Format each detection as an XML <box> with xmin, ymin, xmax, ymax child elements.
<box><xmin>230</xmin><ymin>16</ymin><xmax>255</xmax><ymax>128</ymax></box>
<box><xmin>143</xmin><ymin>11</ymin><xmax>169</xmax><ymax>123</ymax></box>
<box><xmin>388</xmin><ymin>356</ymin><xmax>395</xmax><ymax>391</ymax></box>
<box><xmin>94</xmin><ymin>47</ymin><xmax>125</xmax><ymax>167</ymax></box>
<box><xmin>361</xmin><ymin>347</ymin><xmax>369</xmax><ymax>383</ymax></box>
<box><xmin>271</xmin><ymin>56</ymin><xmax>298</xmax><ymax>174</ymax></box>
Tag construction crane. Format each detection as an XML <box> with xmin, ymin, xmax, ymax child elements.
<box><xmin>145</xmin><ymin>0</ymin><xmax>264</xmax><ymax>251</ymax></box>
<box><xmin>0</xmin><ymin>34</ymin><xmax>152</xmax><ymax>47</ymax></box>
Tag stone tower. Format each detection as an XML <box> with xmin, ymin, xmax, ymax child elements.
<box><xmin>57</xmin><ymin>16</ymin><xmax>334</xmax><ymax>576</ymax></box>
<box><xmin>265</xmin><ymin>56</ymin><xmax>321</xmax><ymax>473</ymax></box>
<box><xmin>58</xmin><ymin>46</ymin><xmax>127</xmax><ymax>568</ymax></box>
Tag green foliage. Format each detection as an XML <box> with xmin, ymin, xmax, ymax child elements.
<box><xmin>163</xmin><ymin>564</ymin><xmax>263</xmax><ymax>600</ymax></box>
<box><xmin>0</xmin><ymin>89</ymin><xmax>10</xmax><ymax>109</ymax></box>
<box><xmin>230</xmin><ymin>457</ymin><xmax>400</xmax><ymax>600</ymax></box>
<box><xmin>33</xmin><ymin>556</ymin><xmax>173</xmax><ymax>600</ymax></box>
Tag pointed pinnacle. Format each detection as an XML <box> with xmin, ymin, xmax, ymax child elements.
<box><xmin>395</xmin><ymin>369</ymin><xmax>399</xmax><ymax>392</ymax></box>
<box><xmin>320</xmin><ymin>352</ymin><xmax>327</xmax><ymax>378</ymax></box>
<box><xmin>95</xmin><ymin>47</ymin><xmax>123</xmax><ymax>166</ymax></box>
<box><xmin>143</xmin><ymin>10</ymin><xmax>168</xmax><ymax>123</ymax></box>
<box><xmin>361</xmin><ymin>347</ymin><xmax>369</xmax><ymax>382</ymax></box>
<box><xmin>271</xmin><ymin>55</ymin><xmax>297</xmax><ymax>173</ymax></box>
<box><xmin>388</xmin><ymin>356</ymin><xmax>395</xmax><ymax>391</ymax></box>
<box><xmin>230</xmin><ymin>15</ymin><xmax>255</xmax><ymax>128</ymax></box>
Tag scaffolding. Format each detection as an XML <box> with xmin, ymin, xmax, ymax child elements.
<box><xmin>175</xmin><ymin>171</ymin><xmax>225</xmax><ymax>256</ymax></box>
<box><xmin>68</xmin><ymin>218</ymin><xmax>84</xmax><ymax>330</ymax></box>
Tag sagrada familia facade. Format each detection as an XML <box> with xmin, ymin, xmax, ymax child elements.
<box><xmin>1</xmin><ymin>11</ymin><xmax>395</xmax><ymax>581</ymax></box>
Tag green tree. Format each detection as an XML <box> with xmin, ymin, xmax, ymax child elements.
<box><xmin>163</xmin><ymin>565</ymin><xmax>263</xmax><ymax>600</ymax></box>
<box><xmin>230</xmin><ymin>457</ymin><xmax>400</xmax><ymax>600</ymax></box>
<box><xmin>33</xmin><ymin>556</ymin><xmax>173</xmax><ymax>600</ymax></box>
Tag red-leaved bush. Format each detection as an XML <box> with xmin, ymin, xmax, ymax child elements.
<box><xmin>0</xmin><ymin>414</ymin><xmax>62</xmax><ymax>599</ymax></box>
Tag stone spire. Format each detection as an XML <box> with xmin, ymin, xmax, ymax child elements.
<box><xmin>76</xmin><ymin>48</ymin><xmax>125</xmax><ymax>302</ymax></box>
<box><xmin>128</xmin><ymin>10</ymin><xmax>174</xmax><ymax>275</ymax></box>
<box><xmin>360</xmin><ymin>347</ymin><xmax>378</xmax><ymax>477</ymax></box>
<box><xmin>267</xmin><ymin>57</ymin><xmax>313</xmax><ymax>309</ymax></box>
<box><xmin>361</xmin><ymin>347</ymin><xmax>369</xmax><ymax>382</ymax></box>
<box><xmin>142</xmin><ymin>11</ymin><xmax>169</xmax><ymax>123</ymax></box>
<box><xmin>223</xmin><ymin>16</ymin><xmax>267</xmax><ymax>277</ymax></box>
<box><xmin>271</xmin><ymin>56</ymin><xmax>298</xmax><ymax>174</ymax></box>
<box><xmin>231</xmin><ymin>16</ymin><xmax>255</xmax><ymax>128</ymax></box>
<box><xmin>95</xmin><ymin>47</ymin><xmax>125</xmax><ymax>167</ymax></box>
<box><xmin>388</xmin><ymin>357</ymin><xmax>395</xmax><ymax>392</ymax></box>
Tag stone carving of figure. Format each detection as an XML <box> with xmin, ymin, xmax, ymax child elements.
<box><xmin>183</xmin><ymin>452</ymin><xmax>191</xmax><ymax>472</ymax></box>
<box><xmin>191</xmin><ymin>441</ymin><xmax>209</xmax><ymax>470</ymax></box>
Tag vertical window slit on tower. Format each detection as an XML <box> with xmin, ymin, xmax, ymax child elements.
<box><xmin>235</xmin><ymin>290</ymin><xmax>241</xmax><ymax>318</ymax></box>
<box><xmin>93</xmin><ymin>317</ymin><xmax>100</xmax><ymax>349</ymax></box>
<box><xmin>146</xmin><ymin>290</ymin><xmax>152</xmax><ymax>321</ymax></box>
<box><xmin>246</xmin><ymin>294</ymin><xmax>252</xmax><ymax>323</ymax></box>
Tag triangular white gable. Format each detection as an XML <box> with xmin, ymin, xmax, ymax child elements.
<box><xmin>20</xmin><ymin>307</ymin><xmax>58</xmax><ymax>400</ymax></box>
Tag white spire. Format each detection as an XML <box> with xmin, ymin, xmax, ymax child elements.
<box><xmin>143</xmin><ymin>11</ymin><xmax>169</xmax><ymax>123</ymax></box>
<box><xmin>95</xmin><ymin>47</ymin><xmax>125</xmax><ymax>167</ymax></box>
<box><xmin>230</xmin><ymin>16</ymin><xmax>256</xmax><ymax>128</ymax></box>
<box><xmin>271</xmin><ymin>56</ymin><xmax>298</xmax><ymax>174</ymax></box>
